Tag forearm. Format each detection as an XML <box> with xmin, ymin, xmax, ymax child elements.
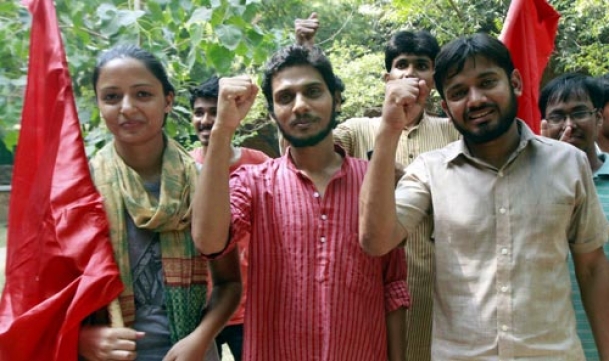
<box><xmin>386</xmin><ymin>307</ymin><xmax>406</xmax><ymax>361</ymax></box>
<box><xmin>579</xmin><ymin>257</ymin><xmax>609</xmax><ymax>360</ymax></box>
<box><xmin>359</xmin><ymin>125</ymin><xmax>405</xmax><ymax>256</ymax></box>
<box><xmin>192</xmin><ymin>128</ymin><xmax>234</xmax><ymax>255</ymax></box>
<box><xmin>197</xmin><ymin>248</ymin><xmax>243</xmax><ymax>342</ymax></box>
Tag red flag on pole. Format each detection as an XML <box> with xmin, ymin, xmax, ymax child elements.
<box><xmin>0</xmin><ymin>0</ymin><xmax>123</xmax><ymax>360</ymax></box>
<box><xmin>499</xmin><ymin>0</ymin><xmax>560</xmax><ymax>134</ymax></box>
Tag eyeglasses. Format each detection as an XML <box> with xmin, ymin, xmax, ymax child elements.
<box><xmin>546</xmin><ymin>110</ymin><xmax>597</xmax><ymax>125</ymax></box>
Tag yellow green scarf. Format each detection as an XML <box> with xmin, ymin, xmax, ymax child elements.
<box><xmin>89</xmin><ymin>137</ymin><xmax>207</xmax><ymax>343</ymax></box>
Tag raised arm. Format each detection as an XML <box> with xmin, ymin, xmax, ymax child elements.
<box><xmin>191</xmin><ymin>76</ymin><xmax>258</xmax><ymax>255</ymax></box>
<box><xmin>359</xmin><ymin>78</ymin><xmax>428</xmax><ymax>256</ymax></box>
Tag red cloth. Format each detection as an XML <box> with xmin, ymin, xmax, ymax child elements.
<box><xmin>0</xmin><ymin>0</ymin><xmax>123</xmax><ymax>360</ymax></box>
<box><xmin>217</xmin><ymin>148</ymin><xmax>409</xmax><ymax>360</ymax></box>
<box><xmin>499</xmin><ymin>0</ymin><xmax>560</xmax><ymax>134</ymax></box>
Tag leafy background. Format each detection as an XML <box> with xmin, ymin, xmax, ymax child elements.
<box><xmin>0</xmin><ymin>0</ymin><xmax>608</xmax><ymax>162</ymax></box>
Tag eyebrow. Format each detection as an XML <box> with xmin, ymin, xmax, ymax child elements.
<box><xmin>445</xmin><ymin>70</ymin><xmax>500</xmax><ymax>92</ymax></box>
<box><xmin>99</xmin><ymin>83</ymin><xmax>155</xmax><ymax>91</ymax></box>
<box><xmin>274</xmin><ymin>81</ymin><xmax>324</xmax><ymax>93</ymax></box>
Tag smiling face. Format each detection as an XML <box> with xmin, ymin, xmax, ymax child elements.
<box><xmin>271</xmin><ymin>65</ymin><xmax>336</xmax><ymax>148</ymax></box>
<box><xmin>544</xmin><ymin>96</ymin><xmax>601</xmax><ymax>152</ymax></box>
<box><xmin>441</xmin><ymin>55</ymin><xmax>521</xmax><ymax>144</ymax></box>
<box><xmin>95</xmin><ymin>57</ymin><xmax>173</xmax><ymax>147</ymax></box>
<box><xmin>191</xmin><ymin>97</ymin><xmax>217</xmax><ymax>146</ymax></box>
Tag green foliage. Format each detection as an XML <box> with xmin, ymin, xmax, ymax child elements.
<box><xmin>387</xmin><ymin>0</ymin><xmax>510</xmax><ymax>45</ymax></box>
<box><xmin>3</xmin><ymin>0</ymin><xmax>608</xmax><ymax>160</ymax></box>
<box><xmin>387</xmin><ymin>0</ymin><xmax>609</xmax><ymax>76</ymax></box>
<box><xmin>327</xmin><ymin>42</ymin><xmax>385</xmax><ymax>120</ymax></box>
<box><xmin>551</xmin><ymin>0</ymin><xmax>609</xmax><ymax>75</ymax></box>
<box><xmin>1</xmin><ymin>0</ymin><xmax>284</xmax><ymax>156</ymax></box>
<box><xmin>0</xmin><ymin>2</ymin><xmax>30</xmax><ymax>154</ymax></box>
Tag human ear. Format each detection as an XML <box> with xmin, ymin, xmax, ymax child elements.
<box><xmin>164</xmin><ymin>92</ymin><xmax>174</xmax><ymax>113</ymax></box>
<box><xmin>510</xmin><ymin>69</ymin><xmax>523</xmax><ymax>97</ymax></box>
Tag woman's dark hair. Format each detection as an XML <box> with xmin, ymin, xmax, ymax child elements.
<box><xmin>92</xmin><ymin>44</ymin><xmax>175</xmax><ymax>96</ymax></box>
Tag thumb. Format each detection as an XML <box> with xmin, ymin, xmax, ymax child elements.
<box><xmin>540</xmin><ymin>119</ymin><xmax>549</xmax><ymax>137</ymax></box>
<box><xmin>560</xmin><ymin>125</ymin><xmax>572</xmax><ymax>142</ymax></box>
<box><xmin>417</xmin><ymin>79</ymin><xmax>430</xmax><ymax>107</ymax></box>
<box><xmin>309</xmin><ymin>12</ymin><xmax>318</xmax><ymax>20</ymax></box>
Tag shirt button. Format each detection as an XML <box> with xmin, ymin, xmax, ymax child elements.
<box><xmin>313</xmin><ymin>192</ymin><xmax>320</xmax><ymax>198</ymax></box>
<box><xmin>498</xmin><ymin>171</ymin><xmax>504</xmax><ymax>177</ymax></box>
<box><xmin>499</xmin><ymin>208</ymin><xmax>506</xmax><ymax>214</ymax></box>
<box><xmin>502</xmin><ymin>325</ymin><xmax>509</xmax><ymax>331</ymax></box>
<box><xmin>321</xmin><ymin>214</ymin><xmax>327</xmax><ymax>220</ymax></box>
<box><xmin>501</xmin><ymin>286</ymin><xmax>509</xmax><ymax>292</ymax></box>
<box><xmin>501</xmin><ymin>248</ymin><xmax>508</xmax><ymax>255</ymax></box>
<box><xmin>320</xmin><ymin>237</ymin><xmax>326</xmax><ymax>243</ymax></box>
<box><xmin>408</xmin><ymin>153</ymin><xmax>414</xmax><ymax>159</ymax></box>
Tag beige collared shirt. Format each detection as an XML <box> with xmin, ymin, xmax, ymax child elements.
<box><xmin>334</xmin><ymin>114</ymin><xmax>460</xmax><ymax>163</ymax></box>
<box><xmin>396</xmin><ymin>121</ymin><xmax>608</xmax><ymax>360</ymax></box>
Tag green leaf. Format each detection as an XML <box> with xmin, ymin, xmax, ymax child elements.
<box><xmin>147</xmin><ymin>1</ymin><xmax>163</xmax><ymax>18</ymax></box>
<box><xmin>187</xmin><ymin>7</ymin><xmax>212</xmax><ymax>25</ymax></box>
<box><xmin>3</xmin><ymin>130</ymin><xmax>19</xmax><ymax>153</ymax></box>
<box><xmin>117</xmin><ymin>10</ymin><xmax>145</xmax><ymax>27</ymax></box>
<box><xmin>96</xmin><ymin>3</ymin><xmax>117</xmax><ymax>21</ymax></box>
<box><xmin>246</xmin><ymin>27</ymin><xmax>264</xmax><ymax>46</ymax></box>
<box><xmin>207</xmin><ymin>43</ymin><xmax>234</xmax><ymax>74</ymax></box>
<box><xmin>100</xmin><ymin>16</ymin><xmax>121</xmax><ymax>36</ymax></box>
<box><xmin>215</xmin><ymin>24</ymin><xmax>242</xmax><ymax>50</ymax></box>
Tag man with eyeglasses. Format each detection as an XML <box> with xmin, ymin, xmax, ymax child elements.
<box><xmin>539</xmin><ymin>72</ymin><xmax>609</xmax><ymax>361</ymax></box>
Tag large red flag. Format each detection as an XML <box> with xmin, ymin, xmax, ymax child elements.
<box><xmin>499</xmin><ymin>0</ymin><xmax>560</xmax><ymax>134</ymax></box>
<box><xmin>0</xmin><ymin>0</ymin><xmax>123</xmax><ymax>360</ymax></box>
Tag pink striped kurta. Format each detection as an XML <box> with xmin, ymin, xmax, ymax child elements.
<box><xmin>222</xmin><ymin>147</ymin><xmax>409</xmax><ymax>361</ymax></box>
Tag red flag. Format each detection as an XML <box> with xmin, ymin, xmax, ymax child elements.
<box><xmin>0</xmin><ymin>0</ymin><xmax>123</xmax><ymax>360</ymax></box>
<box><xmin>499</xmin><ymin>0</ymin><xmax>560</xmax><ymax>134</ymax></box>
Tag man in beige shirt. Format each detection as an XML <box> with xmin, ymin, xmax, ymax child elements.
<box><xmin>294</xmin><ymin>14</ymin><xmax>460</xmax><ymax>360</ymax></box>
<box><xmin>360</xmin><ymin>33</ymin><xmax>609</xmax><ymax>360</ymax></box>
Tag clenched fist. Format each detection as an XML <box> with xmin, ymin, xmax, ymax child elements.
<box><xmin>215</xmin><ymin>76</ymin><xmax>259</xmax><ymax>134</ymax></box>
<box><xmin>381</xmin><ymin>78</ymin><xmax>429</xmax><ymax>132</ymax></box>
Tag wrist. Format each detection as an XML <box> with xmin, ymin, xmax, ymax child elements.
<box><xmin>210</xmin><ymin>126</ymin><xmax>235</xmax><ymax>144</ymax></box>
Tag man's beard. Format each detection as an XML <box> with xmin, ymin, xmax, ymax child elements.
<box><xmin>449</xmin><ymin>88</ymin><xmax>518</xmax><ymax>144</ymax></box>
<box><xmin>275</xmin><ymin>111</ymin><xmax>338</xmax><ymax>148</ymax></box>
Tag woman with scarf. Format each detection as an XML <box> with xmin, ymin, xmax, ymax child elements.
<box><xmin>78</xmin><ymin>44</ymin><xmax>241</xmax><ymax>361</ymax></box>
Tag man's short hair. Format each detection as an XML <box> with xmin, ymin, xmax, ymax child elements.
<box><xmin>384</xmin><ymin>30</ymin><xmax>440</xmax><ymax>72</ymax></box>
<box><xmin>539</xmin><ymin>73</ymin><xmax>603</xmax><ymax>116</ymax></box>
<box><xmin>598</xmin><ymin>73</ymin><xmax>609</xmax><ymax>108</ymax></box>
<box><xmin>434</xmin><ymin>33</ymin><xmax>515</xmax><ymax>100</ymax></box>
<box><xmin>335</xmin><ymin>75</ymin><xmax>346</xmax><ymax>105</ymax></box>
<box><xmin>189</xmin><ymin>75</ymin><xmax>220</xmax><ymax>109</ymax></box>
<box><xmin>261</xmin><ymin>45</ymin><xmax>337</xmax><ymax>113</ymax></box>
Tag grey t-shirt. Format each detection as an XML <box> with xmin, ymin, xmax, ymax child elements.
<box><xmin>126</xmin><ymin>181</ymin><xmax>219</xmax><ymax>361</ymax></box>
<box><xmin>127</xmin><ymin>181</ymin><xmax>172</xmax><ymax>360</ymax></box>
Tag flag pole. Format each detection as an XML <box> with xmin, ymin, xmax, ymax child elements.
<box><xmin>108</xmin><ymin>299</ymin><xmax>124</xmax><ymax>328</ymax></box>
